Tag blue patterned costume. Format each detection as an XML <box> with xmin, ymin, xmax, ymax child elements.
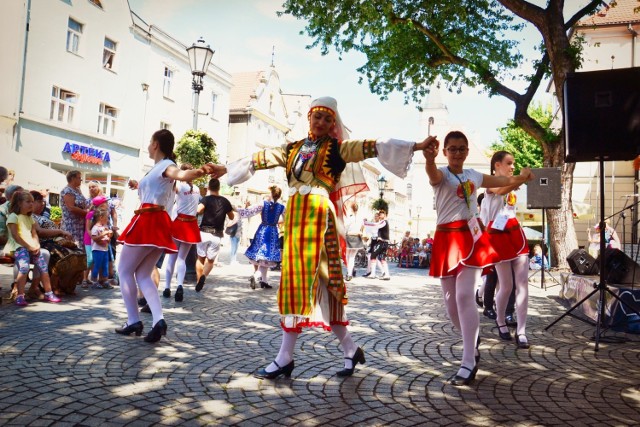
<box><xmin>242</xmin><ymin>200</ymin><xmax>285</xmax><ymax>266</ymax></box>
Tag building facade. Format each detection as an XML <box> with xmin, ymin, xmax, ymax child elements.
<box><xmin>1</xmin><ymin>0</ymin><xmax>231</xmax><ymax>204</ymax></box>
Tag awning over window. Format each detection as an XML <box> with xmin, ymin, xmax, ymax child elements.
<box><xmin>2</xmin><ymin>149</ymin><xmax>68</xmax><ymax>193</ymax></box>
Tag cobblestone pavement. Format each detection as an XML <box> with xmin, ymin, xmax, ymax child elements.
<box><xmin>0</xmin><ymin>253</ymin><xmax>639</xmax><ymax>426</ymax></box>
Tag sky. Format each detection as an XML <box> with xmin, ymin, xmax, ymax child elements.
<box><xmin>127</xmin><ymin>0</ymin><xmax>587</xmax><ymax>145</ymax></box>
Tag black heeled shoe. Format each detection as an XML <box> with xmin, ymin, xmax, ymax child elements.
<box><xmin>475</xmin><ymin>290</ymin><xmax>483</xmax><ymax>308</ymax></box>
<box><xmin>162</xmin><ymin>288</ymin><xmax>171</xmax><ymax>298</ymax></box>
<box><xmin>254</xmin><ymin>360</ymin><xmax>295</xmax><ymax>379</ymax></box>
<box><xmin>144</xmin><ymin>319</ymin><xmax>167</xmax><ymax>343</ymax></box>
<box><xmin>337</xmin><ymin>347</ymin><xmax>366</xmax><ymax>377</ymax></box>
<box><xmin>450</xmin><ymin>365</ymin><xmax>478</xmax><ymax>386</ymax></box>
<box><xmin>495</xmin><ymin>321</ymin><xmax>512</xmax><ymax>340</ymax></box>
<box><xmin>475</xmin><ymin>337</ymin><xmax>481</xmax><ymax>364</ymax></box>
<box><xmin>516</xmin><ymin>334</ymin><xmax>530</xmax><ymax>349</ymax></box>
<box><xmin>260</xmin><ymin>281</ymin><xmax>272</xmax><ymax>289</ymax></box>
<box><xmin>505</xmin><ymin>314</ymin><xmax>517</xmax><ymax>327</ymax></box>
<box><xmin>115</xmin><ymin>321</ymin><xmax>143</xmax><ymax>336</ymax></box>
<box><xmin>175</xmin><ymin>285</ymin><xmax>183</xmax><ymax>302</ymax></box>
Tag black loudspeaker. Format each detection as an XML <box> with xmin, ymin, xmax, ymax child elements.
<box><xmin>527</xmin><ymin>167</ymin><xmax>562</xmax><ymax>209</ymax></box>
<box><xmin>567</xmin><ymin>248</ymin><xmax>599</xmax><ymax>275</ymax></box>
<box><xmin>597</xmin><ymin>248</ymin><xmax>640</xmax><ymax>285</ymax></box>
<box><xmin>564</xmin><ymin>67</ymin><xmax>640</xmax><ymax>163</ymax></box>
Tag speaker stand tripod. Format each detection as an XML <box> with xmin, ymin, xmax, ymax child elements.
<box><xmin>546</xmin><ymin>160</ymin><xmax>640</xmax><ymax>350</ymax></box>
<box><xmin>529</xmin><ymin>208</ymin><xmax>561</xmax><ymax>290</ymax></box>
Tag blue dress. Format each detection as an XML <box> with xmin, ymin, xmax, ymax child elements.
<box><xmin>244</xmin><ymin>201</ymin><xmax>285</xmax><ymax>265</ymax></box>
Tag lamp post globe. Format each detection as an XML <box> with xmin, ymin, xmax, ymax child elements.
<box><xmin>186</xmin><ymin>37</ymin><xmax>215</xmax><ymax>129</ymax></box>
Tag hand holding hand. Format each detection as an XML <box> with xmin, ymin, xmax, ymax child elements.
<box><xmin>207</xmin><ymin>164</ymin><xmax>227</xmax><ymax>179</ymax></box>
<box><xmin>422</xmin><ymin>137</ymin><xmax>440</xmax><ymax>162</ymax></box>
<box><xmin>128</xmin><ymin>179</ymin><xmax>139</xmax><ymax>190</ymax></box>
<box><xmin>415</xmin><ymin>135</ymin><xmax>438</xmax><ymax>152</ymax></box>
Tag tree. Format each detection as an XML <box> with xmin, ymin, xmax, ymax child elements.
<box><xmin>174</xmin><ymin>129</ymin><xmax>218</xmax><ymax>187</ymax></box>
<box><xmin>280</xmin><ymin>0</ymin><xmax>610</xmax><ymax>267</ymax></box>
<box><xmin>490</xmin><ymin>103</ymin><xmax>557</xmax><ymax>174</ymax></box>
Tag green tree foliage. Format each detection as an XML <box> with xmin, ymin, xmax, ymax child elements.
<box><xmin>175</xmin><ymin>130</ymin><xmax>218</xmax><ymax>187</ymax></box>
<box><xmin>490</xmin><ymin>104</ymin><xmax>558</xmax><ymax>174</ymax></box>
<box><xmin>371</xmin><ymin>198</ymin><xmax>389</xmax><ymax>213</ymax></box>
<box><xmin>280</xmin><ymin>0</ymin><xmax>608</xmax><ymax>267</ymax></box>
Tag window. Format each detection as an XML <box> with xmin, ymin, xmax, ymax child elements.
<box><xmin>66</xmin><ymin>18</ymin><xmax>83</xmax><ymax>54</ymax></box>
<box><xmin>210</xmin><ymin>92</ymin><xmax>218</xmax><ymax>119</ymax></box>
<box><xmin>103</xmin><ymin>37</ymin><xmax>116</xmax><ymax>69</ymax></box>
<box><xmin>98</xmin><ymin>103</ymin><xmax>118</xmax><ymax>136</ymax></box>
<box><xmin>160</xmin><ymin>121</ymin><xmax>171</xmax><ymax>130</ymax></box>
<box><xmin>163</xmin><ymin>67</ymin><xmax>173</xmax><ymax>98</ymax></box>
<box><xmin>50</xmin><ymin>86</ymin><xmax>77</xmax><ymax>124</ymax></box>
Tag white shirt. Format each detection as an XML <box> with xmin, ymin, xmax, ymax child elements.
<box><xmin>174</xmin><ymin>181</ymin><xmax>200</xmax><ymax>216</ymax></box>
<box><xmin>433</xmin><ymin>167</ymin><xmax>483</xmax><ymax>225</ymax></box>
<box><xmin>138</xmin><ymin>158</ymin><xmax>176</xmax><ymax>210</ymax></box>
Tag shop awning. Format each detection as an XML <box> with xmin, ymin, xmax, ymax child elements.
<box><xmin>2</xmin><ymin>148</ymin><xmax>68</xmax><ymax>193</ymax></box>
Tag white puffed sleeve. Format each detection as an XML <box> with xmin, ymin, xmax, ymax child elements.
<box><xmin>375</xmin><ymin>138</ymin><xmax>416</xmax><ymax>178</ymax></box>
<box><xmin>226</xmin><ymin>157</ymin><xmax>254</xmax><ymax>186</ymax></box>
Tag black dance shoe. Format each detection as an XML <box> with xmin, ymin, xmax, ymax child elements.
<box><xmin>475</xmin><ymin>337</ymin><xmax>481</xmax><ymax>364</ymax></box>
<box><xmin>260</xmin><ymin>281</ymin><xmax>273</xmax><ymax>289</ymax></box>
<box><xmin>483</xmin><ymin>308</ymin><xmax>497</xmax><ymax>319</ymax></box>
<box><xmin>505</xmin><ymin>314</ymin><xmax>517</xmax><ymax>327</ymax></box>
<box><xmin>337</xmin><ymin>347</ymin><xmax>366</xmax><ymax>377</ymax></box>
<box><xmin>254</xmin><ymin>360</ymin><xmax>295</xmax><ymax>379</ymax></box>
<box><xmin>137</xmin><ymin>297</ymin><xmax>147</xmax><ymax>307</ymax></box>
<box><xmin>195</xmin><ymin>275</ymin><xmax>206</xmax><ymax>292</ymax></box>
<box><xmin>175</xmin><ymin>285</ymin><xmax>184</xmax><ymax>302</ymax></box>
<box><xmin>516</xmin><ymin>334</ymin><xmax>530</xmax><ymax>349</ymax></box>
<box><xmin>140</xmin><ymin>304</ymin><xmax>151</xmax><ymax>313</ymax></box>
<box><xmin>162</xmin><ymin>288</ymin><xmax>171</xmax><ymax>298</ymax></box>
<box><xmin>475</xmin><ymin>289</ymin><xmax>483</xmax><ymax>308</ymax></box>
<box><xmin>115</xmin><ymin>321</ymin><xmax>143</xmax><ymax>336</ymax></box>
<box><xmin>144</xmin><ymin>319</ymin><xmax>167</xmax><ymax>343</ymax></box>
<box><xmin>362</xmin><ymin>272</ymin><xmax>371</xmax><ymax>277</ymax></box>
<box><xmin>495</xmin><ymin>321</ymin><xmax>512</xmax><ymax>341</ymax></box>
<box><xmin>450</xmin><ymin>365</ymin><xmax>478</xmax><ymax>386</ymax></box>
<box><xmin>249</xmin><ymin>276</ymin><xmax>256</xmax><ymax>290</ymax></box>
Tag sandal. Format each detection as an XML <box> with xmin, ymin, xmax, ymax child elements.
<box><xmin>81</xmin><ymin>280</ymin><xmax>92</xmax><ymax>289</ymax></box>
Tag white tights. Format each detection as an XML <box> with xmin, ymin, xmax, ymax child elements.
<box><xmin>495</xmin><ymin>255</ymin><xmax>529</xmax><ymax>337</ymax></box>
<box><xmin>118</xmin><ymin>245</ymin><xmax>164</xmax><ymax>327</ymax></box>
<box><xmin>346</xmin><ymin>248</ymin><xmax>358</xmax><ymax>275</ymax></box>
<box><xmin>441</xmin><ymin>267</ymin><xmax>480</xmax><ymax>375</ymax></box>
<box><xmin>164</xmin><ymin>242</ymin><xmax>192</xmax><ymax>289</ymax></box>
<box><xmin>266</xmin><ymin>325</ymin><xmax>359</xmax><ymax>372</ymax></box>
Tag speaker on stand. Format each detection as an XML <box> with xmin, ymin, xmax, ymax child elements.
<box><xmin>527</xmin><ymin>167</ymin><xmax>562</xmax><ymax>289</ymax></box>
<box><xmin>546</xmin><ymin>67</ymin><xmax>640</xmax><ymax>351</ymax></box>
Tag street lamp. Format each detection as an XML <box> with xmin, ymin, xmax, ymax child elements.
<box><xmin>377</xmin><ymin>176</ymin><xmax>387</xmax><ymax>199</ymax></box>
<box><xmin>186</xmin><ymin>37</ymin><xmax>214</xmax><ymax>130</ymax></box>
<box><xmin>416</xmin><ymin>205</ymin><xmax>422</xmax><ymax>237</ymax></box>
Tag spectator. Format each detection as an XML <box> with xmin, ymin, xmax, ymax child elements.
<box><xmin>87</xmin><ymin>181</ymin><xmax>119</xmax><ymax>280</ymax></box>
<box><xmin>529</xmin><ymin>244</ymin><xmax>549</xmax><ymax>270</ymax></box>
<box><xmin>1</xmin><ymin>185</ymin><xmax>24</xmax><ymax>252</ymax></box>
<box><xmin>61</xmin><ymin>170</ymin><xmax>89</xmax><ymax>247</ymax></box>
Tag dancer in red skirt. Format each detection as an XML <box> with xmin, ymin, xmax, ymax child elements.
<box><xmin>115</xmin><ymin>130</ymin><xmax>213</xmax><ymax>343</ymax></box>
<box><xmin>163</xmin><ymin>163</ymin><xmax>201</xmax><ymax>303</ymax></box>
<box><xmin>481</xmin><ymin>151</ymin><xmax>531</xmax><ymax>349</ymax></box>
<box><xmin>423</xmin><ymin>131</ymin><xmax>533</xmax><ymax>385</ymax></box>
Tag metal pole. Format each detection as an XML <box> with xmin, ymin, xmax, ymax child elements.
<box><xmin>192</xmin><ymin>87</ymin><xmax>199</xmax><ymax>130</ymax></box>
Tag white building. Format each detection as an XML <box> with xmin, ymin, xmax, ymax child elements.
<box><xmin>0</xmin><ymin>0</ymin><xmax>231</xmax><ymax>201</ymax></box>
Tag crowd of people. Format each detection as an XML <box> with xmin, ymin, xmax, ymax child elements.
<box><xmin>1</xmin><ymin>96</ymin><xmax>613</xmax><ymax>387</ymax></box>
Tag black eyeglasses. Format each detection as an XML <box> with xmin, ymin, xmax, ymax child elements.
<box><xmin>445</xmin><ymin>147</ymin><xmax>468</xmax><ymax>154</ymax></box>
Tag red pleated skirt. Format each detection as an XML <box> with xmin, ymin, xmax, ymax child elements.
<box><xmin>117</xmin><ymin>203</ymin><xmax>178</xmax><ymax>253</ymax></box>
<box><xmin>485</xmin><ymin>218</ymin><xmax>529</xmax><ymax>262</ymax></box>
<box><xmin>429</xmin><ymin>219</ymin><xmax>500</xmax><ymax>278</ymax></box>
<box><xmin>170</xmin><ymin>213</ymin><xmax>201</xmax><ymax>244</ymax></box>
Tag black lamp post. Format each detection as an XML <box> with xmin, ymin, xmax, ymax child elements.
<box><xmin>377</xmin><ymin>176</ymin><xmax>387</xmax><ymax>199</ymax></box>
<box><xmin>186</xmin><ymin>37</ymin><xmax>214</xmax><ymax>130</ymax></box>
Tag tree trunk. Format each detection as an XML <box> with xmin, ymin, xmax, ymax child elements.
<box><xmin>547</xmin><ymin>162</ymin><xmax>577</xmax><ymax>268</ymax></box>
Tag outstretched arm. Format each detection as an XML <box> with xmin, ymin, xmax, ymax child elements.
<box><xmin>482</xmin><ymin>168</ymin><xmax>534</xmax><ymax>188</ymax></box>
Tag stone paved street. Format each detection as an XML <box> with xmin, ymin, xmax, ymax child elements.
<box><xmin>0</xmin><ymin>252</ymin><xmax>639</xmax><ymax>426</ymax></box>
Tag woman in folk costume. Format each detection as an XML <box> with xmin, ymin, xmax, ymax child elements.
<box><xmin>210</xmin><ymin>97</ymin><xmax>433</xmax><ymax>379</ymax></box>
<box><xmin>163</xmin><ymin>163</ymin><xmax>202</xmax><ymax>303</ymax></box>
<box><xmin>238</xmin><ymin>185</ymin><xmax>286</xmax><ymax>290</ymax></box>
<box><xmin>481</xmin><ymin>151</ymin><xmax>532</xmax><ymax>349</ymax></box>
<box><xmin>115</xmin><ymin>130</ymin><xmax>214</xmax><ymax>343</ymax></box>
<box><xmin>423</xmin><ymin>131</ymin><xmax>532</xmax><ymax>386</ymax></box>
